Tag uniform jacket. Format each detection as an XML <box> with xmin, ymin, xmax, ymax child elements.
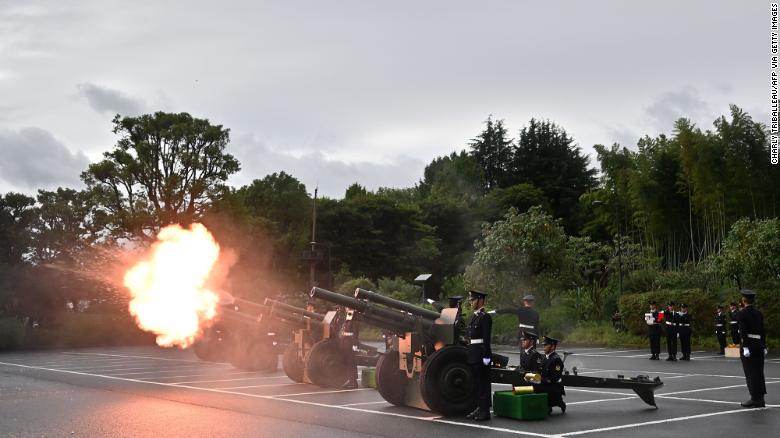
<box><xmin>714</xmin><ymin>312</ymin><xmax>727</xmax><ymax>334</ymax></box>
<box><xmin>496</xmin><ymin>306</ymin><xmax>539</xmax><ymax>336</ymax></box>
<box><xmin>540</xmin><ymin>351</ymin><xmax>564</xmax><ymax>384</ymax></box>
<box><xmin>738</xmin><ymin>305</ymin><xmax>766</xmax><ymax>354</ymax></box>
<box><xmin>678</xmin><ymin>312</ymin><xmax>692</xmax><ymax>335</ymax></box>
<box><xmin>520</xmin><ymin>347</ymin><xmax>544</xmax><ymax>372</ymax></box>
<box><xmin>647</xmin><ymin>309</ymin><xmax>662</xmax><ymax>335</ymax></box>
<box><xmin>467</xmin><ymin>309</ymin><xmax>492</xmax><ymax>364</ymax></box>
<box><xmin>728</xmin><ymin>309</ymin><xmax>740</xmax><ymax>333</ymax></box>
<box><xmin>339</xmin><ymin>318</ymin><xmax>360</xmax><ymax>347</ymax></box>
<box><xmin>664</xmin><ymin>309</ymin><xmax>679</xmax><ymax>336</ymax></box>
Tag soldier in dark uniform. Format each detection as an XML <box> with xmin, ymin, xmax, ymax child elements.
<box><xmin>339</xmin><ymin>308</ymin><xmax>360</xmax><ymax>389</ymax></box>
<box><xmin>465</xmin><ymin>289</ymin><xmax>493</xmax><ymax>421</ymax></box>
<box><xmin>490</xmin><ymin>294</ymin><xmax>540</xmax><ymax>347</ymax></box>
<box><xmin>728</xmin><ymin>302</ymin><xmax>741</xmax><ymax>345</ymax></box>
<box><xmin>664</xmin><ymin>302</ymin><xmax>679</xmax><ymax>361</ymax></box>
<box><xmin>737</xmin><ymin>289</ymin><xmax>767</xmax><ymax>408</ymax></box>
<box><xmin>533</xmin><ymin>336</ymin><xmax>566</xmax><ymax>414</ymax></box>
<box><xmin>519</xmin><ymin>330</ymin><xmax>544</xmax><ymax>372</ymax></box>
<box><xmin>646</xmin><ymin>300</ymin><xmax>662</xmax><ymax>360</ymax></box>
<box><xmin>715</xmin><ymin>305</ymin><xmax>727</xmax><ymax>355</ymax></box>
<box><xmin>678</xmin><ymin>304</ymin><xmax>692</xmax><ymax>361</ymax></box>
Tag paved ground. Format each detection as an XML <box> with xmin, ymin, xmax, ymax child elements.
<box><xmin>1</xmin><ymin>345</ymin><xmax>778</xmax><ymax>437</ymax></box>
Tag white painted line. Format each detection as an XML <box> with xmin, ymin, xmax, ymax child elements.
<box><xmin>274</xmin><ymin>388</ymin><xmax>374</xmax><ymax>397</ymax></box>
<box><xmin>59</xmin><ymin>364</ymin><xmax>218</xmax><ymax>373</ymax></box>
<box><xmin>61</xmin><ymin>352</ymin><xmax>209</xmax><ymax>364</ymax></box>
<box><xmin>559</xmin><ymin>407</ymin><xmax>773</xmax><ymax>436</ymax></box>
<box><xmin>171</xmin><ymin>376</ymin><xmax>290</xmax><ymax>385</ymax></box>
<box><xmin>217</xmin><ymin>382</ymin><xmax>308</xmax><ymax>390</ymax></box>
<box><xmin>565</xmin><ymin>388</ymin><xmax>633</xmax><ymax>396</ymax></box>
<box><xmin>110</xmin><ymin>368</ymin><xmax>238</xmax><ymax>377</ymax></box>
<box><xmin>133</xmin><ymin>371</ymin><xmax>261</xmax><ymax>380</ymax></box>
<box><xmin>655</xmin><ymin>395</ymin><xmax>780</xmax><ymax>407</ymax></box>
<box><xmin>576</xmin><ymin>367</ymin><xmax>780</xmax><ymax>380</ymax></box>
<box><xmin>430</xmin><ymin>418</ymin><xmax>552</xmax><ymax>437</ymax></box>
<box><xmin>567</xmin><ymin>396</ymin><xmax>637</xmax><ymax>405</ymax></box>
<box><xmin>339</xmin><ymin>401</ymin><xmax>389</xmax><ymax>407</ymax></box>
<box><xmin>659</xmin><ymin>380</ymin><xmax>780</xmax><ymax>396</ymax></box>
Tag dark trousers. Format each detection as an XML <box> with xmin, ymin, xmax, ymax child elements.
<box><xmin>679</xmin><ymin>331</ymin><xmax>691</xmax><ymax>358</ymax></box>
<box><xmin>666</xmin><ymin>331</ymin><xmax>677</xmax><ymax>357</ymax></box>
<box><xmin>471</xmin><ymin>363</ymin><xmax>491</xmax><ymax>412</ymax></box>
<box><xmin>741</xmin><ymin>349</ymin><xmax>767</xmax><ymax>401</ymax></box>
<box><xmin>716</xmin><ymin>331</ymin><xmax>727</xmax><ymax>353</ymax></box>
<box><xmin>340</xmin><ymin>340</ymin><xmax>358</xmax><ymax>382</ymax></box>
<box><xmin>730</xmin><ymin>326</ymin><xmax>740</xmax><ymax>345</ymax></box>
<box><xmin>649</xmin><ymin>330</ymin><xmax>661</xmax><ymax>356</ymax></box>
<box><xmin>534</xmin><ymin>383</ymin><xmax>565</xmax><ymax>408</ymax></box>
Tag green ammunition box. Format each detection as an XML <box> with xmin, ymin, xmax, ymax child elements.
<box><xmin>361</xmin><ymin>367</ymin><xmax>377</xmax><ymax>388</ymax></box>
<box><xmin>492</xmin><ymin>391</ymin><xmax>548</xmax><ymax>420</ymax></box>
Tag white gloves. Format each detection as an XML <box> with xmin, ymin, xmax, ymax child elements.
<box><xmin>482</xmin><ymin>358</ymin><xmax>491</xmax><ymax>366</ymax></box>
<box><xmin>743</xmin><ymin>347</ymin><xmax>751</xmax><ymax>357</ymax></box>
<box><xmin>352</xmin><ymin>345</ymin><xmax>359</xmax><ymax>352</ymax></box>
<box><xmin>487</xmin><ymin>310</ymin><xmax>496</xmax><ymax>314</ymax></box>
<box><xmin>765</xmin><ymin>348</ymin><xmax>769</xmax><ymax>355</ymax></box>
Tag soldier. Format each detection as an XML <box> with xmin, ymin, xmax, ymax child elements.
<box><xmin>715</xmin><ymin>305</ymin><xmax>727</xmax><ymax>355</ymax></box>
<box><xmin>728</xmin><ymin>302</ymin><xmax>741</xmax><ymax>345</ymax></box>
<box><xmin>645</xmin><ymin>300</ymin><xmax>662</xmax><ymax>360</ymax></box>
<box><xmin>519</xmin><ymin>330</ymin><xmax>544</xmax><ymax>372</ymax></box>
<box><xmin>664</xmin><ymin>302</ymin><xmax>679</xmax><ymax>361</ymax></box>
<box><xmin>490</xmin><ymin>294</ymin><xmax>540</xmax><ymax>347</ymax></box>
<box><xmin>737</xmin><ymin>289</ymin><xmax>767</xmax><ymax>408</ymax></box>
<box><xmin>339</xmin><ymin>308</ymin><xmax>360</xmax><ymax>389</ymax></box>
<box><xmin>678</xmin><ymin>304</ymin><xmax>692</xmax><ymax>361</ymax></box>
<box><xmin>465</xmin><ymin>289</ymin><xmax>493</xmax><ymax>421</ymax></box>
<box><xmin>534</xmin><ymin>336</ymin><xmax>566</xmax><ymax>414</ymax></box>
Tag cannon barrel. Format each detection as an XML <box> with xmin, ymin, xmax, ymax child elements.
<box><xmin>355</xmin><ymin>288</ymin><xmax>441</xmax><ymax>321</ymax></box>
<box><xmin>310</xmin><ymin>287</ymin><xmax>431</xmax><ymax>334</ymax></box>
<box><xmin>270</xmin><ymin>307</ymin><xmax>323</xmax><ymax>328</ymax></box>
<box><xmin>264</xmin><ymin>298</ymin><xmax>325</xmax><ymax>321</ymax></box>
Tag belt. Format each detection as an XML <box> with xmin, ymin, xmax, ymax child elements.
<box><xmin>665</xmin><ymin>322</ymin><xmax>675</xmax><ymax>325</ymax></box>
<box><xmin>730</xmin><ymin>321</ymin><xmax>738</xmax><ymax>324</ymax></box>
<box><xmin>518</xmin><ymin>324</ymin><xmax>535</xmax><ymax>329</ymax></box>
<box><xmin>747</xmin><ymin>334</ymin><xmax>761</xmax><ymax>339</ymax></box>
<box><xmin>470</xmin><ymin>339</ymin><xmax>484</xmax><ymax>344</ymax></box>
<box><xmin>715</xmin><ymin>324</ymin><xmax>724</xmax><ymax>326</ymax></box>
<box><xmin>267</xmin><ymin>332</ymin><xmax>276</xmax><ymax>336</ymax></box>
<box><xmin>341</xmin><ymin>332</ymin><xmax>354</xmax><ymax>336</ymax></box>
<box><xmin>680</xmin><ymin>324</ymin><xmax>690</xmax><ymax>327</ymax></box>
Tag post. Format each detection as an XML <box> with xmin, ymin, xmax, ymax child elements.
<box><xmin>309</xmin><ymin>188</ymin><xmax>318</xmax><ymax>289</ymax></box>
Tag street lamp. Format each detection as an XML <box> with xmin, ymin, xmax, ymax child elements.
<box><xmin>414</xmin><ymin>274</ymin><xmax>432</xmax><ymax>303</ymax></box>
<box><xmin>592</xmin><ymin>200</ymin><xmax>623</xmax><ymax>296</ymax></box>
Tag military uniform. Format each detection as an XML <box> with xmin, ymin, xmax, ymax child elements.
<box><xmin>678</xmin><ymin>306</ymin><xmax>692</xmax><ymax>360</ymax></box>
<box><xmin>664</xmin><ymin>304</ymin><xmax>679</xmax><ymax>361</ymax></box>
<box><xmin>534</xmin><ymin>337</ymin><xmax>566</xmax><ymax>413</ymax></box>
<box><xmin>519</xmin><ymin>331</ymin><xmax>544</xmax><ymax>372</ymax></box>
<box><xmin>494</xmin><ymin>294</ymin><xmax>539</xmax><ymax>345</ymax></box>
<box><xmin>645</xmin><ymin>301</ymin><xmax>662</xmax><ymax>360</ymax></box>
<box><xmin>715</xmin><ymin>307</ymin><xmax>727</xmax><ymax>355</ymax></box>
<box><xmin>728</xmin><ymin>304</ymin><xmax>741</xmax><ymax>345</ymax></box>
<box><xmin>737</xmin><ymin>290</ymin><xmax>766</xmax><ymax>407</ymax></box>
<box><xmin>339</xmin><ymin>311</ymin><xmax>360</xmax><ymax>389</ymax></box>
<box><xmin>466</xmin><ymin>290</ymin><xmax>492</xmax><ymax>421</ymax></box>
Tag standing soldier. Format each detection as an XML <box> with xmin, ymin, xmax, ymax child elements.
<box><xmin>519</xmin><ymin>331</ymin><xmax>544</xmax><ymax>372</ymax></box>
<box><xmin>715</xmin><ymin>305</ymin><xmax>727</xmax><ymax>355</ymax></box>
<box><xmin>737</xmin><ymin>289</ymin><xmax>767</xmax><ymax>408</ymax></box>
<box><xmin>490</xmin><ymin>294</ymin><xmax>540</xmax><ymax>346</ymax></box>
<box><xmin>339</xmin><ymin>308</ymin><xmax>360</xmax><ymax>389</ymax></box>
<box><xmin>728</xmin><ymin>302</ymin><xmax>741</xmax><ymax>345</ymax></box>
<box><xmin>678</xmin><ymin>304</ymin><xmax>692</xmax><ymax>361</ymax></box>
<box><xmin>645</xmin><ymin>300</ymin><xmax>662</xmax><ymax>360</ymax></box>
<box><xmin>465</xmin><ymin>289</ymin><xmax>493</xmax><ymax>421</ymax></box>
<box><xmin>664</xmin><ymin>302</ymin><xmax>679</xmax><ymax>361</ymax></box>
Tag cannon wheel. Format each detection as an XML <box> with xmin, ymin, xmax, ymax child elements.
<box><xmin>192</xmin><ymin>325</ymin><xmax>230</xmax><ymax>362</ymax></box>
<box><xmin>375</xmin><ymin>349</ymin><xmax>407</xmax><ymax>406</ymax></box>
<box><xmin>420</xmin><ymin>346</ymin><xmax>477</xmax><ymax>416</ymax></box>
<box><xmin>303</xmin><ymin>338</ymin><xmax>349</xmax><ymax>388</ymax></box>
<box><xmin>282</xmin><ymin>343</ymin><xmax>305</xmax><ymax>382</ymax></box>
<box><xmin>230</xmin><ymin>337</ymin><xmax>278</xmax><ymax>372</ymax></box>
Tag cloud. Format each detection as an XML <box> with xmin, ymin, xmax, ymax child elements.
<box><xmin>0</xmin><ymin>127</ymin><xmax>89</xmax><ymax>189</ymax></box>
<box><xmin>230</xmin><ymin>134</ymin><xmax>426</xmax><ymax>198</ymax></box>
<box><xmin>644</xmin><ymin>88</ymin><xmax>712</xmax><ymax>131</ymax></box>
<box><xmin>76</xmin><ymin>82</ymin><xmax>144</xmax><ymax>116</ymax></box>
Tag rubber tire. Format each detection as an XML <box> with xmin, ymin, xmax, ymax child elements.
<box><xmin>193</xmin><ymin>326</ymin><xmax>230</xmax><ymax>362</ymax></box>
<box><xmin>230</xmin><ymin>338</ymin><xmax>278</xmax><ymax>372</ymax></box>
<box><xmin>282</xmin><ymin>343</ymin><xmax>305</xmax><ymax>383</ymax></box>
<box><xmin>375</xmin><ymin>349</ymin><xmax>408</xmax><ymax>406</ymax></box>
<box><xmin>419</xmin><ymin>346</ymin><xmax>477</xmax><ymax>416</ymax></box>
<box><xmin>303</xmin><ymin>338</ymin><xmax>349</xmax><ymax>388</ymax></box>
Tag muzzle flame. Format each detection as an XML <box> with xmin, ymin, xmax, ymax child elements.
<box><xmin>124</xmin><ymin>223</ymin><xmax>221</xmax><ymax>347</ymax></box>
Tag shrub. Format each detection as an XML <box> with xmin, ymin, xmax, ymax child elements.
<box><xmin>0</xmin><ymin>318</ymin><xmax>25</xmax><ymax>350</ymax></box>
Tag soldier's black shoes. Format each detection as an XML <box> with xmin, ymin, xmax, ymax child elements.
<box><xmin>473</xmin><ymin>411</ymin><xmax>491</xmax><ymax>421</ymax></box>
<box><xmin>649</xmin><ymin>355</ymin><xmax>659</xmax><ymax>360</ymax></box>
<box><xmin>665</xmin><ymin>356</ymin><xmax>677</xmax><ymax>361</ymax></box>
<box><xmin>559</xmin><ymin>402</ymin><xmax>567</xmax><ymax>414</ymax></box>
<box><xmin>466</xmin><ymin>408</ymin><xmax>481</xmax><ymax>419</ymax></box>
<box><xmin>680</xmin><ymin>356</ymin><xmax>690</xmax><ymax>361</ymax></box>
<box><xmin>340</xmin><ymin>380</ymin><xmax>358</xmax><ymax>390</ymax></box>
<box><xmin>741</xmin><ymin>399</ymin><xmax>766</xmax><ymax>408</ymax></box>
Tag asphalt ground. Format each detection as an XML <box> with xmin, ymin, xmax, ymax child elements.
<box><xmin>1</xmin><ymin>345</ymin><xmax>778</xmax><ymax>437</ymax></box>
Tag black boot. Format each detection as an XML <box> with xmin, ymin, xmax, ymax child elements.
<box><xmin>473</xmin><ymin>410</ymin><xmax>491</xmax><ymax>421</ymax></box>
<box><xmin>741</xmin><ymin>399</ymin><xmax>765</xmax><ymax>408</ymax></box>
<box><xmin>340</xmin><ymin>379</ymin><xmax>358</xmax><ymax>390</ymax></box>
<box><xmin>466</xmin><ymin>407</ymin><xmax>481</xmax><ymax>419</ymax></box>
<box><xmin>559</xmin><ymin>401</ymin><xmax>567</xmax><ymax>414</ymax></box>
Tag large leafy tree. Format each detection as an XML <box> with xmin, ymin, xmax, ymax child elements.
<box><xmin>469</xmin><ymin>116</ymin><xmax>514</xmax><ymax>191</ymax></box>
<box><xmin>81</xmin><ymin>112</ymin><xmax>240</xmax><ymax>239</ymax></box>
<box><xmin>0</xmin><ymin>192</ymin><xmax>36</xmax><ymax>265</ymax></box>
<box><xmin>31</xmin><ymin>188</ymin><xmax>98</xmax><ymax>264</ymax></box>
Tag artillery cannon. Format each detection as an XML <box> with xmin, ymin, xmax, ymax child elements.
<box><xmin>310</xmin><ymin>286</ymin><xmax>664</xmax><ymax>417</ymax></box>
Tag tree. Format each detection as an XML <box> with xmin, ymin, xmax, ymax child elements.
<box><xmin>469</xmin><ymin>116</ymin><xmax>514</xmax><ymax>191</ymax></box>
<box><xmin>31</xmin><ymin>188</ymin><xmax>97</xmax><ymax>264</ymax></box>
<box><xmin>418</xmin><ymin>150</ymin><xmax>483</xmax><ymax>202</ymax></box>
<box><xmin>81</xmin><ymin>112</ymin><xmax>240</xmax><ymax>239</ymax></box>
<box><xmin>0</xmin><ymin>192</ymin><xmax>36</xmax><ymax>265</ymax></box>
<box><xmin>512</xmin><ymin>119</ymin><xmax>596</xmax><ymax>231</ymax></box>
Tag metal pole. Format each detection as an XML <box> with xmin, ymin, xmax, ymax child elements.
<box><xmin>309</xmin><ymin>188</ymin><xmax>318</xmax><ymax>289</ymax></box>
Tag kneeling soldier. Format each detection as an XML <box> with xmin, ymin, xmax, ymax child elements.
<box><xmin>519</xmin><ymin>331</ymin><xmax>544</xmax><ymax>373</ymax></box>
<box><xmin>534</xmin><ymin>336</ymin><xmax>566</xmax><ymax>414</ymax></box>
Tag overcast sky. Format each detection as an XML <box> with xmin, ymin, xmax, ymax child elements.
<box><xmin>0</xmin><ymin>0</ymin><xmax>769</xmax><ymax>198</ymax></box>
